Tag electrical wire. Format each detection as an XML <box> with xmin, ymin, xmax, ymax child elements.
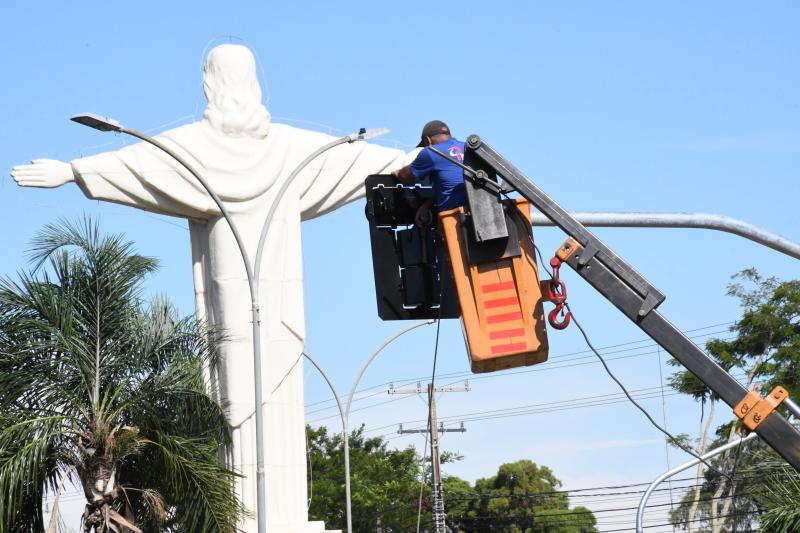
<box><xmin>426</xmin><ymin>508</ymin><xmax>759</xmax><ymax>531</ymax></box>
<box><xmin>305</xmin><ymin>340</ymin><xmax>698</xmax><ymax>418</ymax></box>
<box><xmin>729</xmin><ymin>436</ymin><xmax>746</xmax><ymax>533</ymax></box>
<box><xmin>565</xmin><ymin>302</ymin><xmax>732</xmax><ymax>483</ymax></box>
<box><xmin>375</xmin><ymin>374</ymin><xmax>759</xmax><ymax>439</ymax></box>
<box><xmin>429</xmin><ymin>238</ymin><xmax>447</xmax><ymax>388</ymax></box>
<box><xmin>424</xmin><ymin>287</ymin><xmax>445</xmax><ymax>531</ymax></box>
<box><xmin>300</xmin><ymin>458</ymin><xmax>778</xmax><ymax>532</ymax></box>
<box><xmin>595</xmin><ymin>510</ymin><xmax>759</xmax><ymax>533</ymax></box>
<box><xmin>530</xmin><ymin>241</ymin><xmax>732</xmax><ymax>481</ymax></box>
<box><xmin>454</xmin><ymin>510</ymin><xmax>758</xmax><ymax>530</ymax></box>
<box><xmin>655</xmin><ymin>343</ymin><xmax>676</xmax><ymax>532</ymax></box>
<box><xmin>430</xmin><ymin>317</ymin><xmax>442</xmax><ymax>388</ymax></box>
<box><xmin>330</xmin><ymin>360</ymin><xmax>796</xmax><ymax>437</ymax></box>
<box><xmin>443</xmin><ymin>489</ymin><xmax>760</xmax><ymax>508</ymax></box>
<box><xmin>306</xmin><ymin>329</ymin><xmax>738</xmax><ymax>426</ymax></box>
<box><xmin>303</xmin><ymin>322</ymin><xmax>733</xmax><ymax>413</ymax></box>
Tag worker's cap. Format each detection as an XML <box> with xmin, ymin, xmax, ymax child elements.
<box><xmin>417</xmin><ymin>120</ymin><xmax>451</xmax><ymax>147</ymax></box>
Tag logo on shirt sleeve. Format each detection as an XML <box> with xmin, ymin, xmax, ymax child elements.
<box><xmin>449</xmin><ymin>145</ymin><xmax>464</xmax><ymax>162</ymax></box>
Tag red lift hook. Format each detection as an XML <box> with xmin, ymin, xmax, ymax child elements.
<box><xmin>547</xmin><ymin>256</ymin><xmax>571</xmax><ymax>330</ymax></box>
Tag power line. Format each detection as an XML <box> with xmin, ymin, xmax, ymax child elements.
<box><xmin>595</xmin><ymin>509</ymin><xmax>759</xmax><ymax>533</ymax></box>
<box><xmin>303</xmin><ymin>322</ymin><xmax>733</xmax><ymax>411</ymax></box>
<box><xmin>564</xmin><ymin>301</ymin><xmax>732</xmax><ymax>482</ymax></box>
<box><xmin>655</xmin><ymin>342</ymin><xmax>676</xmax><ymax>532</ymax></box>
<box><xmin>306</xmin><ymin>331</ymin><xmax>738</xmax><ymax>426</ymax></box>
<box><xmin>444</xmin><ymin>509</ymin><xmax>758</xmax><ymax>530</ymax></box>
<box><xmin>303</xmin><ymin>323</ymin><xmax>733</xmax><ymax>414</ymax></box>
<box><xmin>444</xmin><ymin>491</ymin><xmax>759</xmax><ymax>511</ymax></box>
<box><xmin>374</xmin><ymin>374</ymin><xmax>757</xmax><ymax>438</ymax></box>
<box><xmin>386</xmin><ymin>363</ymin><xmax>800</xmax><ymax>433</ymax></box>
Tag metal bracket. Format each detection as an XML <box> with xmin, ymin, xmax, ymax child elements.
<box><xmin>734</xmin><ymin>386</ymin><xmax>789</xmax><ymax>431</ymax></box>
<box><xmin>462</xmin><ymin>167</ymin><xmax>508</xmax><ymax>243</ymax></box>
<box><xmin>397</xmin><ymin>421</ymin><xmax>467</xmax><ymax>435</ymax></box>
<box><xmin>556</xmin><ymin>237</ymin><xmax>580</xmax><ymax>262</ymax></box>
<box><xmin>576</xmin><ymin>241</ymin><xmax>599</xmax><ymax>267</ymax></box>
<box><xmin>637</xmin><ymin>292</ymin><xmax>662</xmax><ymax>319</ymax></box>
<box><xmin>389</xmin><ymin>380</ymin><xmax>470</xmax><ymax>394</ymax></box>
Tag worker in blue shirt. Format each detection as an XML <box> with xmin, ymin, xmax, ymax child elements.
<box><xmin>392</xmin><ymin>120</ymin><xmax>466</xmax><ymax>226</ymax></box>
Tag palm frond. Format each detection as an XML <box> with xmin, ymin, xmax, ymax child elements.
<box><xmin>754</xmin><ymin>458</ymin><xmax>800</xmax><ymax>533</ymax></box>
<box><xmin>0</xmin><ymin>416</ymin><xmax>66</xmax><ymax>531</ymax></box>
<box><xmin>136</xmin><ymin>433</ymin><xmax>243</xmax><ymax>532</ymax></box>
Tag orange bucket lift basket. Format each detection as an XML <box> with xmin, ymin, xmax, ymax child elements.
<box><xmin>439</xmin><ymin>199</ymin><xmax>549</xmax><ymax>373</ymax></box>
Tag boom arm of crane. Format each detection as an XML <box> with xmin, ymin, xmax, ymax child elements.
<box><xmin>460</xmin><ymin>134</ymin><xmax>800</xmax><ymax>472</ymax></box>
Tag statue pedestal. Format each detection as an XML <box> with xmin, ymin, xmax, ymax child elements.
<box><xmin>240</xmin><ymin>519</ymin><xmax>338</xmax><ymax>533</ymax></box>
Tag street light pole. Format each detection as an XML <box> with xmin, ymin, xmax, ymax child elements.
<box><xmin>72</xmin><ymin>113</ymin><xmax>271</xmax><ymax>533</ymax></box>
<box><xmin>299</xmin><ymin>322</ymin><xmax>434</xmax><ymax>533</ymax></box>
<box><xmin>635</xmin><ymin>432</ymin><xmax>759</xmax><ymax>533</ymax></box>
<box><xmin>71</xmin><ymin>113</ymin><xmax>387</xmax><ymax>533</ymax></box>
<box><xmin>529</xmin><ymin>212</ymin><xmax>800</xmax><ymax>260</ymax></box>
<box><xmin>343</xmin><ymin>320</ymin><xmax>434</xmax><ymax>533</ymax></box>
<box><xmin>246</xmin><ymin>125</ymin><xmax>388</xmax><ymax>533</ymax></box>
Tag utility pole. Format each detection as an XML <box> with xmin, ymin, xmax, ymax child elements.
<box><xmin>393</xmin><ymin>380</ymin><xmax>469</xmax><ymax>533</ymax></box>
<box><xmin>427</xmin><ymin>382</ymin><xmax>447</xmax><ymax>533</ymax></box>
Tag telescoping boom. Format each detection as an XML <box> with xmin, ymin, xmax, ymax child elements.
<box><xmin>363</xmin><ymin>134</ymin><xmax>800</xmax><ymax>472</ymax></box>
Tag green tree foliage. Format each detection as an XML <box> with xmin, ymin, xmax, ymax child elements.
<box><xmin>0</xmin><ymin>219</ymin><xmax>242</xmax><ymax>532</ymax></box>
<box><xmin>451</xmin><ymin>460</ymin><xmax>597</xmax><ymax>533</ymax></box>
<box><xmin>668</xmin><ymin>269</ymin><xmax>800</xmax><ymax>533</ymax></box>
<box><xmin>307</xmin><ymin>426</ymin><xmax>596</xmax><ymax>533</ymax></box>
<box><xmin>751</xmin><ymin>455</ymin><xmax>800</xmax><ymax>533</ymax></box>
<box><xmin>307</xmin><ymin>425</ymin><xmax>426</xmax><ymax>531</ymax></box>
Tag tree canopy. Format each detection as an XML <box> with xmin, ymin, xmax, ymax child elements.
<box><xmin>307</xmin><ymin>426</ymin><xmax>596</xmax><ymax>532</ymax></box>
<box><xmin>307</xmin><ymin>425</ymin><xmax>424</xmax><ymax>531</ymax></box>
<box><xmin>668</xmin><ymin>269</ymin><xmax>800</xmax><ymax>533</ymax></box>
<box><xmin>0</xmin><ymin>219</ymin><xmax>241</xmax><ymax>532</ymax></box>
<box><xmin>451</xmin><ymin>459</ymin><xmax>597</xmax><ymax>533</ymax></box>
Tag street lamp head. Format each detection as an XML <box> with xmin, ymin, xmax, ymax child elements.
<box><xmin>71</xmin><ymin>113</ymin><xmax>124</xmax><ymax>132</ymax></box>
<box><xmin>347</xmin><ymin>127</ymin><xmax>389</xmax><ymax>143</ymax></box>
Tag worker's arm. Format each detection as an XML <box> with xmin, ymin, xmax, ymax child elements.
<box><xmin>392</xmin><ymin>147</ymin><xmax>432</xmax><ymax>184</ymax></box>
<box><xmin>391</xmin><ymin>165</ymin><xmax>416</xmax><ymax>184</ymax></box>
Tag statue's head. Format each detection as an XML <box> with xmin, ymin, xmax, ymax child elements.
<box><xmin>203</xmin><ymin>44</ymin><xmax>271</xmax><ymax>139</ymax></box>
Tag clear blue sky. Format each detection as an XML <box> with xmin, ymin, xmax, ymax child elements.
<box><xmin>2</xmin><ymin>2</ymin><xmax>798</xmax><ymax>530</ymax></box>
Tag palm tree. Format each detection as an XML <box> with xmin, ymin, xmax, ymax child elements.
<box><xmin>0</xmin><ymin>219</ymin><xmax>242</xmax><ymax>532</ymax></box>
<box><xmin>751</xmin><ymin>455</ymin><xmax>800</xmax><ymax>533</ymax></box>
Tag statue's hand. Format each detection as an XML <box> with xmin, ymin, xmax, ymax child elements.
<box><xmin>11</xmin><ymin>159</ymin><xmax>75</xmax><ymax>188</ymax></box>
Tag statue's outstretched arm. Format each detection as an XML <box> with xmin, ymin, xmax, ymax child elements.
<box><xmin>299</xmin><ymin>140</ymin><xmax>416</xmax><ymax>221</ymax></box>
<box><xmin>11</xmin><ymin>159</ymin><xmax>75</xmax><ymax>189</ymax></box>
<box><xmin>13</xmin><ymin>138</ymin><xmax>219</xmax><ymax>220</ymax></box>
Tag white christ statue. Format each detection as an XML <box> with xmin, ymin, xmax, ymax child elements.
<box><xmin>12</xmin><ymin>44</ymin><xmax>413</xmax><ymax>532</ymax></box>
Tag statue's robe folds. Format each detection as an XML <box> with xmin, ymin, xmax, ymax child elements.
<box><xmin>71</xmin><ymin>121</ymin><xmax>409</xmax><ymax>532</ymax></box>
